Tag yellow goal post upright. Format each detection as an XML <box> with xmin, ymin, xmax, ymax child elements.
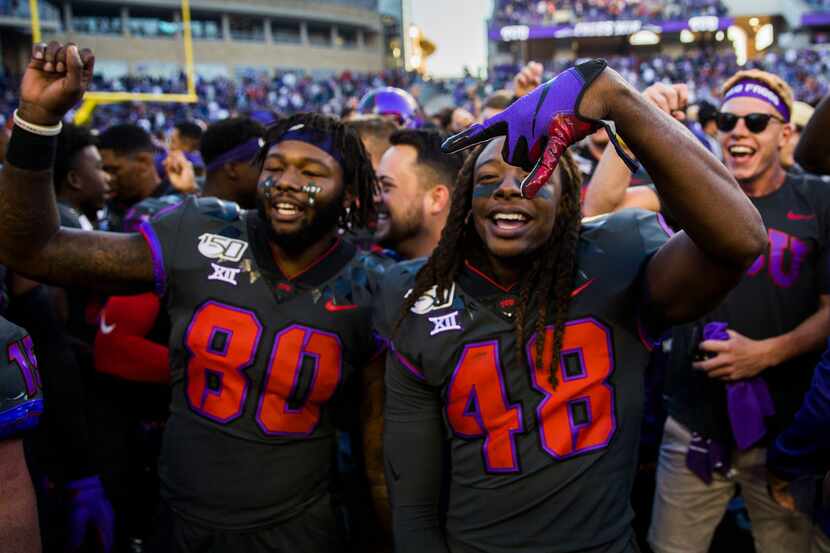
<box><xmin>28</xmin><ymin>0</ymin><xmax>199</xmax><ymax>125</ymax></box>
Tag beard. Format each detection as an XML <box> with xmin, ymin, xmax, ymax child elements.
<box><xmin>257</xmin><ymin>189</ymin><xmax>346</xmax><ymax>255</ymax></box>
<box><xmin>377</xmin><ymin>202</ymin><xmax>423</xmax><ymax>251</ymax></box>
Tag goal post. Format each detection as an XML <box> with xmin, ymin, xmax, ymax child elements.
<box><xmin>28</xmin><ymin>0</ymin><xmax>199</xmax><ymax>124</ymax></box>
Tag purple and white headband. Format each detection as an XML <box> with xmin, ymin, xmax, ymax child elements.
<box><xmin>722</xmin><ymin>79</ymin><xmax>791</xmax><ymax>122</ymax></box>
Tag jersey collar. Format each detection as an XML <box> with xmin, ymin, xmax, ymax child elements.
<box><xmin>246</xmin><ymin>212</ymin><xmax>356</xmax><ymax>288</ymax></box>
<box><xmin>457</xmin><ymin>260</ymin><xmax>520</xmax><ymax>322</ymax></box>
<box><xmin>460</xmin><ymin>260</ymin><xmax>517</xmax><ymax>295</ymax></box>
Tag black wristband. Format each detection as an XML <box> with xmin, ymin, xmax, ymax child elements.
<box><xmin>5</xmin><ymin>125</ymin><xmax>57</xmax><ymax>171</ymax></box>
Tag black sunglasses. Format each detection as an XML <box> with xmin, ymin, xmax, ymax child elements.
<box><xmin>716</xmin><ymin>112</ymin><xmax>785</xmax><ymax>133</ymax></box>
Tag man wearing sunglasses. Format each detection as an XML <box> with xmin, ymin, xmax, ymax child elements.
<box><xmin>650</xmin><ymin>70</ymin><xmax>830</xmax><ymax>553</ymax></box>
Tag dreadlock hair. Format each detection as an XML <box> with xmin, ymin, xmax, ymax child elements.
<box><xmin>397</xmin><ymin>145</ymin><xmax>583</xmax><ymax>389</ymax></box>
<box><xmin>255</xmin><ymin>112</ymin><xmax>378</xmax><ymax>232</ymax></box>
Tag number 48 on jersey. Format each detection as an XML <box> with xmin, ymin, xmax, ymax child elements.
<box><xmin>446</xmin><ymin>318</ymin><xmax>615</xmax><ymax>472</ymax></box>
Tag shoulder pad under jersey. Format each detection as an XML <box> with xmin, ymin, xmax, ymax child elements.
<box><xmin>123</xmin><ymin>194</ymin><xmax>184</xmax><ymax>232</ymax></box>
<box><xmin>193</xmin><ymin>196</ymin><xmax>242</xmax><ymax>222</ymax></box>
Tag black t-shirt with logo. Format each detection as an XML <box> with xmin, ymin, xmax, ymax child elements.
<box><xmin>666</xmin><ymin>172</ymin><xmax>830</xmax><ymax>444</ymax></box>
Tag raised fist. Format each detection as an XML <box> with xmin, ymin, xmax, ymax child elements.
<box><xmin>18</xmin><ymin>41</ymin><xmax>95</xmax><ymax>126</ymax></box>
<box><xmin>512</xmin><ymin>61</ymin><xmax>544</xmax><ymax>99</ymax></box>
<box><xmin>643</xmin><ymin>82</ymin><xmax>689</xmax><ymax>121</ymax></box>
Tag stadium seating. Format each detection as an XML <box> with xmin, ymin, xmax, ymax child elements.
<box><xmin>2</xmin><ymin>48</ymin><xmax>826</xmax><ymax>132</ymax></box>
<box><xmin>492</xmin><ymin>0</ymin><xmax>729</xmax><ymax>26</ymax></box>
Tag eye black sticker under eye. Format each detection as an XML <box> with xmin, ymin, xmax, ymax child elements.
<box><xmin>302</xmin><ymin>182</ymin><xmax>321</xmax><ymax>206</ymax></box>
<box><xmin>261</xmin><ymin>177</ymin><xmax>276</xmax><ymax>199</ymax></box>
<box><xmin>531</xmin><ymin>187</ymin><xmax>553</xmax><ymax>200</ymax></box>
<box><xmin>472</xmin><ymin>181</ymin><xmax>553</xmax><ymax>200</ymax></box>
<box><xmin>472</xmin><ymin>184</ymin><xmax>500</xmax><ymax>199</ymax></box>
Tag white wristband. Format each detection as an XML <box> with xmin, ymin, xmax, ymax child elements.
<box><xmin>13</xmin><ymin>109</ymin><xmax>62</xmax><ymax>136</ymax></box>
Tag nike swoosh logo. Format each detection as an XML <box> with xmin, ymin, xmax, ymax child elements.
<box><xmin>570</xmin><ymin>278</ymin><xmax>595</xmax><ymax>298</ymax></box>
<box><xmin>325</xmin><ymin>298</ymin><xmax>358</xmax><ymax>313</ymax></box>
<box><xmin>787</xmin><ymin>211</ymin><xmax>815</xmax><ymax>221</ymax></box>
<box><xmin>99</xmin><ymin>313</ymin><xmax>116</xmax><ymax>334</ymax></box>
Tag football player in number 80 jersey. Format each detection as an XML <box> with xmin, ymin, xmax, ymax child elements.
<box><xmin>376</xmin><ymin>60</ymin><xmax>770</xmax><ymax>552</ymax></box>
<box><xmin>0</xmin><ymin>42</ymin><xmax>388</xmax><ymax>553</ymax></box>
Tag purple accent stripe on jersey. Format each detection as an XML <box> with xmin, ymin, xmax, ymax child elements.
<box><xmin>155</xmin><ymin>201</ymin><xmax>183</xmax><ymax>221</ymax></box>
<box><xmin>656</xmin><ymin>213</ymin><xmax>675</xmax><ymax>237</ymax></box>
<box><xmin>139</xmin><ymin>222</ymin><xmax>167</xmax><ymax>297</ymax></box>
<box><xmin>637</xmin><ymin>318</ymin><xmax>657</xmax><ymax>352</ymax></box>
<box><xmin>369</xmin><ymin>332</ymin><xmax>389</xmax><ymax>362</ymax></box>
<box><xmin>0</xmin><ymin>398</ymin><xmax>43</xmax><ymax>440</ymax></box>
<box><xmin>123</xmin><ymin>205</ymin><xmax>141</xmax><ymax>233</ymax></box>
<box><xmin>7</xmin><ymin>340</ymin><xmax>37</xmax><ymax>397</ymax></box>
<box><xmin>390</xmin><ymin>342</ymin><xmax>424</xmax><ymax>381</ymax></box>
<box><xmin>123</xmin><ymin>199</ymin><xmax>182</xmax><ymax>233</ymax></box>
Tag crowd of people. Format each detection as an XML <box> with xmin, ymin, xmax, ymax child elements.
<box><xmin>807</xmin><ymin>0</ymin><xmax>830</xmax><ymax>11</ymax></box>
<box><xmin>0</xmin><ymin>35</ymin><xmax>829</xmax><ymax>553</ymax></box>
<box><xmin>492</xmin><ymin>0</ymin><xmax>729</xmax><ymax>26</ymax></box>
<box><xmin>2</xmin><ymin>47</ymin><xmax>827</xmax><ymax>139</ymax></box>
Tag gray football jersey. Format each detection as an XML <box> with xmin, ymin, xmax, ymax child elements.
<box><xmin>141</xmin><ymin>196</ymin><xmax>389</xmax><ymax>529</ymax></box>
<box><xmin>379</xmin><ymin>209</ymin><xmax>670</xmax><ymax>553</ymax></box>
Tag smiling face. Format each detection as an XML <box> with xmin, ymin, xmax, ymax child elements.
<box><xmin>257</xmin><ymin>140</ymin><xmax>347</xmax><ymax>251</ymax></box>
<box><xmin>471</xmin><ymin>137</ymin><xmax>561</xmax><ymax>260</ymax></box>
<box><xmin>376</xmin><ymin>144</ymin><xmax>427</xmax><ymax>248</ymax></box>
<box><xmin>719</xmin><ymin>96</ymin><xmax>791</xmax><ymax>185</ymax></box>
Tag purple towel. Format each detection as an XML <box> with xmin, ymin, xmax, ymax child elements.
<box><xmin>703</xmin><ymin>322</ymin><xmax>775</xmax><ymax>450</ymax></box>
<box><xmin>686</xmin><ymin>432</ymin><xmax>731</xmax><ymax>484</ymax></box>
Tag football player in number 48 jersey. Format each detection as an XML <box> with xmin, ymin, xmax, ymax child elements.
<box><xmin>375</xmin><ymin>60</ymin><xmax>770</xmax><ymax>552</ymax></box>
<box><xmin>0</xmin><ymin>42</ymin><xmax>388</xmax><ymax>552</ymax></box>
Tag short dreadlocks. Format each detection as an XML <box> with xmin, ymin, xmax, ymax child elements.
<box><xmin>256</xmin><ymin>113</ymin><xmax>378</xmax><ymax>232</ymax></box>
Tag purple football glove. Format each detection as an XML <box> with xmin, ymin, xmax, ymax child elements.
<box><xmin>65</xmin><ymin>475</ymin><xmax>114</xmax><ymax>553</ymax></box>
<box><xmin>442</xmin><ymin>59</ymin><xmax>637</xmax><ymax>199</ymax></box>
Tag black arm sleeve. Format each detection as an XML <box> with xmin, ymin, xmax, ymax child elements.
<box><xmin>384</xmin><ymin>350</ymin><xmax>449</xmax><ymax>553</ymax></box>
<box><xmin>9</xmin><ymin>285</ymin><xmax>94</xmax><ymax>481</ymax></box>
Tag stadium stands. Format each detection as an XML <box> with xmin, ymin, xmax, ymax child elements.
<box><xmin>492</xmin><ymin>0</ymin><xmax>729</xmax><ymax>26</ymax></box>
<box><xmin>1</xmin><ymin>47</ymin><xmax>825</xmax><ymax>133</ymax></box>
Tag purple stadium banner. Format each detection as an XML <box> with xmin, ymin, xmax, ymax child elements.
<box><xmin>802</xmin><ymin>12</ymin><xmax>830</xmax><ymax>27</ymax></box>
<box><xmin>489</xmin><ymin>16</ymin><xmax>734</xmax><ymax>42</ymax></box>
